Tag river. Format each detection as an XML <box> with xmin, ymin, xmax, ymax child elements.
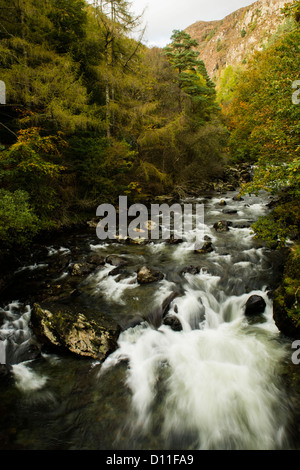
<box><xmin>0</xmin><ymin>190</ymin><xmax>298</xmax><ymax>450</ymax></box>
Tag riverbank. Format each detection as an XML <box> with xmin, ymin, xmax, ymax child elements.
<box><xmin>0</xmin><ymin>188</ymin><xmax>299</xmax><ymax>450</ymax></box>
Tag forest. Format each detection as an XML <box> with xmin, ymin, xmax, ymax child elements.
<box><xmin>1</xmin><ymin>0</ymin><xmax>300</xmax><ymax>450</ymax></box>
<box><xmin>0</xmin><ymin>0</ymin><xmax>299</xmax><ymax>254</ymax></box>
<box><xmin>0</xmin><ymin>0</ymin><xmax>227</xmax><ymax>248</ymax></box>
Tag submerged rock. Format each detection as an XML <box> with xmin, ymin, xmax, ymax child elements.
<box><xmin>137</xmin><ymin>266</ymin><xmax>164</xmax><ymax>285</ymax></box>
<box><xmin>86</xmin><ymin>253</ymin><xmax>106</xmax><ymax>266</ymax></box>
<box><xmin>106</xmin><ymin>255</ymin><xmax>128</xmax><ymax>267</ymax></box>
<box><xmin>181</xmin><ymin>266</ymin><xmax>200</xmax><ymax>275</ymax></box>
<box><xmin>223</xmin><ymin>209</ymin><xmax>238</xmax><ymax>215</ymax></box>
<box><xmin>31</xmin><ymin>303</ymin><xmax>121</xmax><ymax>362</ymax></box>
<box><xmin>166</xmin><ymin>234</ymin><xmax>183</xmax><ymax>244</ymax></box>
<box><xmin>244</xmin><ymin>295</ymin><xmax>266</xmax><ymax>317</ymax></box>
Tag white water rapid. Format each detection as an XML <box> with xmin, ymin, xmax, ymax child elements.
<box><xmin>0</xmin><ymin>191</ymin><xmax>295</xmax><ymax>450</ymax></box>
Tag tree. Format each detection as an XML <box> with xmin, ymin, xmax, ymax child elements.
<box><xmin>92</xmin><ymin>0</ymin><xmax>145</xmax><ymax>138</ymax></box>
<box><xmin>164</xmin><ymin>30</ymin><xmax>202</xmax><ymax>111</ymax></box>
<box><xmin>46</xmin><ymin>0</ymin><xmax>88</xmax><ymax>56</ymax></box>
<box><xmin>226</xmin><ymin>27</ymin><xmax>300</xmax><ymax>246</ymax></box>
<box><xmin>163</xmin><ymin>30</ymin><xmax>218</xmax><ymax>121</ymax></box>
<box><xmin>0</xmin><ymin>189</ymin><xmax>40</xmax><ymax>248</ymax></box>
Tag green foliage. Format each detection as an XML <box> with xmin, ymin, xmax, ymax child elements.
<box><xmin>274</xmin><ymin>245</ymin><xmax>300</xmax><ymax>326</ymax></box>
<box><xmin>241</xmin><ymin>28</ymin><xmax>246</xmax><ymax>37</ymax></box>
<box><xmin>227</xmin><ymin>29</ymin><xmax>300</xmax><ymax>164</ymax></box>
<box><xmin>251</xmin><ymin>200</ymin><xmax>300</xmax><ymax>248</ymax></box>
<box><xmin>0</xmin><ymin>128</ymin><xmax>67</xmax><ymax>224</ymax></box>
<box><xmin>206</xmin><ymin>26</ymin><xmax>218</xmax><ymax>41</ymax></box>
<box><xmin>0</xmin><ymin>189</ymin><xmax>40</xmax><ymax>248</ymax></box>
<box><xmin>47</xmin><ymin>0</ymin><xmax>88</xmax><ymax>55</ymax></box>
<box><xmin>216</xmin><ymin>38</ymin><xmax>223</xmax><ymax>51</ymax></box>
<box><xmin>217</xmin><ymin>65</ymin><xmax>242</xmax><ymax>107</ymax></box>
<box><xmin>281</xmin><ymin>0</ymin><xmax>300</xmax><ymax>23</ymax></box>
<box><xmin>163</xmin><ymin>30</ymin><xmax>219</xmax><ymax>118</ymax></box>
<box><xmin>0</xmin><ymin>1</ymin><xmax>226</xmax><ymax>248</ymax></box>
<box><xmin>226</xmin><ymin>25</ymin><xmax>300</xmax><ymax>247</ymax></box>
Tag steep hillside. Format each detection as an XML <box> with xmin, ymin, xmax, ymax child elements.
<box><xmin>185</xmin><ymin>0</ymin><xmax>294</xmax><ymax>83</ymax></box>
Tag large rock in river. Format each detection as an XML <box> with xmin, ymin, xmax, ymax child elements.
<box><xmin>213</xmin><ymin>221</ymin><xmax>233</xmax><ymax>232</ymax></box>
<box><xmin>137</xmin><ymin>266</ymin><xmax>164</xmax><ymax>284</ymax></box>
<box><xmin>31</xmin><ymin>303</ymin><xmax>121</xmax><ymax>362</ymax></box>
<box><xmin>244</xmin><ymin>295</ymin><xmax>266</xmax><ymax>317</ymax></box>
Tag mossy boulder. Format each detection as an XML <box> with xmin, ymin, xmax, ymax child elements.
<box><xmin>31</xmin><ymin>303</ymin><xmax>121</xmax><ymax>361</ymax></box>
<box><xmin>273</xmin><ymin>246</ymin><xmax>300</xmax><ymax>338</ymax></box>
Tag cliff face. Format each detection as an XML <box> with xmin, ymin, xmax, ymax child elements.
<box><xmin>185</xmin><ymin>0</ymin><xmax>294</xmax><ymax>82</ymax></box>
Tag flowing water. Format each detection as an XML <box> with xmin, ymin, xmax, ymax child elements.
<box><xmin>0</xmin><ymin>190</ymin><xmax>298</xmax><ymax>450</ymax></box>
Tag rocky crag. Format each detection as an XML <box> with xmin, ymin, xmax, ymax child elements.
<box><xmin>185</xmin><ymin>0</ymin><xmax>293</xmax><ymax>84</ymax></box>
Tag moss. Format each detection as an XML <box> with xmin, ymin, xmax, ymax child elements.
<box><xmin>273</xmin><ymin>245</ymin><xmax>300</xmax><ymax>336</ymax></box>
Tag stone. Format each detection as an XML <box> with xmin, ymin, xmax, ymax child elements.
<box><xmin>69</xmin><ymin>262</ymin><xmax>95</xmax><ymax>276</ymax></box>
<box><xmin>31</xmin><ymin>303</ymin><xmax>121</xmax><ymax>362</ymax></box>
<box><xmin>244</xmin><ymin>295</ymin><xmax>266</xmax><ymax>317</ymax></box>
<box><xmin>166</xmin><ymin>234</ymin><xmax>184</xmax><ymax>244</ymax></box>
<box><xmin>137</xmin><ymin>266</ymin><xmax>164</xmax><ymax>285</ymax></box>
<box><xmin>213</xmin><ymin>221</ymin><xmax>232</xmax><ymax>232</ymax></box>
<box><xmin>223</xmin><ymin>209</ymin><xmax>238</xmax><ymax>215</ymax></box>
<box><xmin>163</xmin><ymin>315</ymin><xmax>183</xmax><ymax>332</ymax></box>
<box><xmin>147</xmin><ymin>292</ymin><xmax>178</xmax><ymax>329</ymax></box>
<box><xmin>194</xmin><ymin>241</ymin><xmax>214</xmax><ymax>254</ymax></box>
<box><xmin>181</xmin><ymin>266</ymin><xmax>200</xmax><ymax>275</ymax></box>
<box><xmin>106</xmin><ymin>255</ymin><xmax>128</xmax><ymax>267</ymax></box>
<box><xmin>219</xmin><ymin>200</ymin><xmax>227</xmax><ymax>206</ymax></box>
<box><xmin>86</xmin><ymin>253</ymin><xmax>106</xmax><ymax>266</ymax></box>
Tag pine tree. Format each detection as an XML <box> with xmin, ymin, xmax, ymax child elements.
<box><xmin>164</xmin><ymin>30</ymin><xmax>200</xmax><ymax>110</ymax></box>
<box><xmin>164</xmin><ymin>30</ymin><xmax>218</xmax><ymax>120</ymax></box>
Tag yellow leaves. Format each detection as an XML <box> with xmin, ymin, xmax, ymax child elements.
<box><xmin>17</xmin><ymin>152</ymin><xmax>66</xmax><ymax>177</ymax></box>
<box><xmin>6</xmin><ymin>127</ymin><xmax>67</xmax><ymax>179</ymax></box>
<box><xmin>125</xmin><ymin>181</ymin><xmax>142</xmax><ymax>195</ymax></box>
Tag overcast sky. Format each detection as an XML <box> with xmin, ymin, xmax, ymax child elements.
<box><xmin>130</xmin><ymin>0</ymin><xmax>256</xmax><ymax>47</ymax></box>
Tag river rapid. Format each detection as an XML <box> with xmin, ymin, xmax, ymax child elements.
<box><xmin>0</xmin><ymin>190</ymin><xmax>298</xmax><ymax>450</ymax></box>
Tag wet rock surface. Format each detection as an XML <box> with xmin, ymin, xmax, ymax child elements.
<box><xmin>244</xmin><ymin>295</ymin><xmax>267</xmax><ymax>317</ymax></box>
<box><xmin>137</xmin><ymin>266</ymin><xmax>164</xmax><ymax>285</ymax></box>
<box><xmin>31</xmin><ymin>303</ymin><xmax>121</xmax><ymax>361</ymax></box>
<box><xmin>213</xmin><ymin>220</ymin><xmax>233</xmax><ymax>232</ymax></box>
